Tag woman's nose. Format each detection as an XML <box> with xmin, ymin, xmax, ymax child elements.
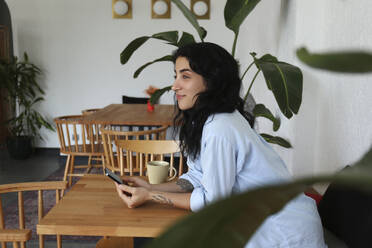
<box><xmin>172</xmin><ymin>80</ymin><xmax>180</xmax><ymax>91</ymax></box>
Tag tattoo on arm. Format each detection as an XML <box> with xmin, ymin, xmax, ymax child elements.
<box><xmin>152</xmin><ymin>194</ymin><xmax>174</xmax><ymax>206</ymax></box>
<box><xmin>176</xmin><ymin>179</ymin><xmax>194</xmax><ymax>192</ymax></box>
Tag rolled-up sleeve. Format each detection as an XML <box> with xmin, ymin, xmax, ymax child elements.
<box><xmin>189</xmin><ymin>187</ymin><xmax>206</xmax><ymax>211</ymax></box>
<box><xmin>181</xmin><ymin>136</ymin><xmax>236</xmax><ymax>212</ymax></box>
<box><xmin>179</xmin><ymin>158</ymin><xmax>206</xmax><ymax>212</ymax></box>
<box><xmin>179</xmin><ymin>158</ymin><xmax>202</xmax><ymax>188</ymax></box>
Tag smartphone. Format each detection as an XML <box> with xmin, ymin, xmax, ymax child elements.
<box><xmin>105</xmin><ymin>168</ymin><xmax>125</xmax><ymax>184</ymax></box>
<box><xmin>104</xmin><ymin>168</ymin><xmax>132</xmax><ymax>196</ymax></box>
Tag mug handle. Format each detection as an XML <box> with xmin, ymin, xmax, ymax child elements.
<box><xmin>167</xmin><ymin>167</ymin><xmax>177</xmax><ymax>181</ymax></box>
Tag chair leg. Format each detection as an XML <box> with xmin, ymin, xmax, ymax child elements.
<box><xmin>63</xmin><ymin>155</ymin><xmax>71</xmax><ymax>182</ymax></box>
<box><xmin>57</xmin><ymin>235</ymin><xmax>62</xmax><ymax>248</ymax></box>
<box><xmin>69</xmin><ymin>156</ymin><xmax>75</xmax><ymax>187</ymax></box>
<box><xmin>101</xmin><ymin>155</ymin><xmax>106</xmax><ymax>175</ymax></box>
<box><xmin>39</xmin><ymin>234</ymin><xmax>44</xmax><ymax>248</ymax></box>
<box><xmin>88</xmin><ymin>155</ymin><xmax>92</xmax><ymax>166</ymax></box>
<box><xmin>86</xmin><ymin>158</ymin><xmax>93</xmax><ymax>174</ymax></box>
<box><xmin>61</xmin><ymin>155</ymin><xmax>71</xmax><ymax>196</ymax></box>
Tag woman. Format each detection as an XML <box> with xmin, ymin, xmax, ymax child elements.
<box><xmin>116</xmin><ymin>42</ymin><xmax>326</xmax><ymax>247</ymax></box>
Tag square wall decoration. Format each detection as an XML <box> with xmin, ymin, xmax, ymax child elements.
<box><xmin>112</xmin><ymin>0</ymin><xmax>132</xmax><ymax>19</ymax></box>
<box><xmin>191</xmin><ymin>0</ymin><xmax>210</xmax><ymax>19</ymax></box>
<box><xmin>152</xmin><ymin>0</ymin><xmax>171</xmax><ymax>19</ymax></box>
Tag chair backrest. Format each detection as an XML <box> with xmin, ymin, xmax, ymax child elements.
<box><xmin>101</xmin><ymin>126</ymin><xmax>169</xmax><ymax>175</ymax></box>
<box><xmin>81</xmin><ymin>109</ymin><xmax>103</xmax><ymax>143</ymax></box>
<box><xmin>0</xmin><ymin>181</ymin><xmax>67</xmax><ymax>248</ymax></box>
<box><xmin>122</xmin><ymin>95</ymin><xmax>149</xmax><ymax>104</ymax></box>
<box><xmin>54</xmin><ymin>115</ymin><xmax>104</xmax><ymax>156</ymax></box>
<box><xmin>115</xmin><ymin>140</ymin><xmax>183</xmax><ymax>177</ymax></box>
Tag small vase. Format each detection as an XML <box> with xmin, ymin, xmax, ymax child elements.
<box><xmin>147</xmin><ymin>100</ymin><xmax>155</xmax><ymax>112</ymax></box>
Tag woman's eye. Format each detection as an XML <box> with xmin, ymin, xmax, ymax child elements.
<box><xmin>182</xmin><ymin>75</ymin><xmax>189</xmax><ymax>79</ymax></box>
<box><xmin>173</xmin><ymin>75</ymin><xmax>177</xmax><ymax>79</ymax></box>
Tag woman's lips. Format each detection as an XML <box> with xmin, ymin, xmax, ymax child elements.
<box><xmin>176</xmin><ymin>94</ymin><xmax>184</xmax><ymax>100</ymax></box>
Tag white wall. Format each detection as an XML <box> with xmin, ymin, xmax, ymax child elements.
<box><xmin>5</xmin><ymin>0</ymin><xmax>372</xmax><ymax>179</ymax></box>
<box><xmin>273</xmin><ymin>0</ymin><xmax>372</xmax><ymax>179</ymax></box>
<box><xmin>6</xmin><ymin>0</ymin><xmax>280</xmax><ymax>146</ymax></box>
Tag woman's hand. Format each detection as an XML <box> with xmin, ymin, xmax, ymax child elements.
<box><xmin>122</xmin><ymin>176</ymin><xmax>152</xmax><ymax>190</ymax></box>
<box><xmin>115</xmin><ymin>183</ymin><xmax>150</xmax><ymax>208</ymax></box>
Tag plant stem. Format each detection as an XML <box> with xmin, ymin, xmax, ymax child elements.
<box><xmin>243</xmin><ymin>69</ymin><xmax>261</xmax><ymax>102</ymax></box>
<box><xmin>241</xmin><ymin>61</ymin><xmax>255</xmax><ymax>81</ymax></box>
<box><xmin>232</xmin><ymin>31</ymin><xmax>239</xmax><ymax>58</ymax></box>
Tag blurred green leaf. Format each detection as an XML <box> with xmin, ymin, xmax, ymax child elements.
<box><xmin>150</xmin><ymin>86</ymin><xmax>172</xmax><ymax>105</ymax></box>
<box><xmin>260</xmin><ymin>133</ymin><xmax>292</xmax><ymax>148</ymax></box>
<box><xmin>296</xmin><ymin>47</ymin><xmax>372</xmax><ymax>73</ymax></box>
<box><xmin>253</xmin><ymin>104</ymin><xmax>280</xmax><ymax>131</ymax></box>
<box><xmin>147</xmin><ymin>147</ymin><xmax>372</xmax><ymax>248</ymax></box>
<box><xmin>224</xmin><ymin>0</ymin><xmax>261</xmax><ymax>35</ymax></box>
<box><xmin>134</xmin><ymin>55</ymin><xmax>173</xmax><ymax>78</ymax></box>
<box><xmin>171</xmin><ymin>0</ymin><xmax>207</xmax><ymax>41</ymax></box>
<box><xmin>148</xmin><ymin>183</ymin><xmax>306</xmax><ymax>248</ymax></box>
<box><xmin>254</xmin><ymin>54</ymin><xmax>303</xmax><ymax>119</ymax></box>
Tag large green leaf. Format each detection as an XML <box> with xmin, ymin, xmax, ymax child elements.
<box><xmin>177</xmin><ymin>32</ymin><xmax>196</xmax><ymax>47</ymax></box>
<box><xmin>146</xmin><ymin>146</ymin><xmax>372</xmax><ymax>248</ymax></box>
<box><xmin>296</xmin><ymin>47</ymin><xmax>372</xmax><ymax>73</ymax></box>
<box><xmin>224</xmin><ymin>0</ymin><xmax>261</xmax><ymax>35</ymax></box>
<box><xmin>255</xmin><ymin>54</ymin><xmax>303</xmax><ymax>119</ymax></box>
<box><xmin>134</xmin><ymin>55</ymin><xmax>173</xmax><ymax>78</ymax></box>
<box><xmin>120</xmin><ymin>31</ymin><xmax>179</xmax><ymax>65</ymax></box>
<box><xmin>120</xmin><ymin>36</ymin><xmax>150</xmax><ymax>65</ymax></box>
<box><xmin>152</xmin><ymin>31</ymin><xmax>179</xmax><ymax>45</ymax></box>
<box><xmin>253</xmin><ymin>104</ymin><xmax>280</xmax><ymax>131</ymax></box>
<box><xmin>132</xmin><ymin>31</ymin><xmax>196</xmax><ymax>78</ymax></box>
<box><xmin>171</xmin><ymin>0</ymin><xmax>207</xmax><ymax>41</ymax></box>
<box><xmin>260</xmin><ymin>133</ymin><xmax>291</xmax><ymax>148</ymax></box>
<box><xmin>149</xmin><ymin>86</ymin><xmax>172</xmax><ymax>105</ymax></box>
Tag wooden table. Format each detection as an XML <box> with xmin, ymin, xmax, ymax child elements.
<box><xmin>37</xmin><ymin>175</ymin><xmax>189</xmax><ymax>238</ymax></box>
<box><xmin>82</xmin><ymin>104</ymin><xmax>175</xmax><ymax>126</ymax></box>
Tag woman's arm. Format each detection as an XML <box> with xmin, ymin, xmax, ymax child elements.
<box><xmin>149</xmin><ymin>191</ymin><xmax>191</xmax><ymax>209</ymax></box>
<box><xmin>152</xmin><ymin>179</ymin><xmax>194</xmax><ymax>193</ymax></box>
<box><xmin>123</xmin><ymin>176</ymin><xmax>194</xmax><ymax>193</ymax></box>
<box><xmin>116</xmin><ymin>183</ymin><xmax>191</xmax><ymax>210</ymax></box>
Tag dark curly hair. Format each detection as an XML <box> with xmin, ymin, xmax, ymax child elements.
<box><xmin>172</xmin><ymin>42</ymin><xmax>254</xmax><ymax>160</ymax></box>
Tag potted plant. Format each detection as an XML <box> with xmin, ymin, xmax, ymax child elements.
<box><xmin>120</xmin><ymin>0</ymin><xmax>303</xmax><ymax>148</ymax></box>
<box><xmin>0</xmin><ymin>52</ymin><xmax>54</xmax><ymax>159</ymax></box>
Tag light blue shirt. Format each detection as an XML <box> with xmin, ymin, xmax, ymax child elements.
<box><xmin>180</xmin><ymin>110</ymin><xmax>327</xmax><ymax>248</ymax></box>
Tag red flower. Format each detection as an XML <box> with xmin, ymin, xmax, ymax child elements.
<box><xmin>145</xmin><ymin>85</ymin><xmax>159</xmax><ymax>96</ymax></box>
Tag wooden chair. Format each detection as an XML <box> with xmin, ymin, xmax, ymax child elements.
<box><xmin>81</xmin><ymin>108</ymin><xmax>103</xmax><ymax>167</ymax></box>
<box><xmin>115</xmin><ymin>139</ymin><xmax>184</xmax><ymax>177</ymax></box>
<box><xmin>0</xmin><ymin>181</ymin><xmax>67</xmax><ymax>248</ymax></box>
<box><xmin>54</xmin><ymin>115</ymin><xmax>105</xmax><ymax>187</ymax></box>
<box><xmin>101</xmin><ymin>126</ymin><xmax>169</xmax><ymax>176</ymax></box>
